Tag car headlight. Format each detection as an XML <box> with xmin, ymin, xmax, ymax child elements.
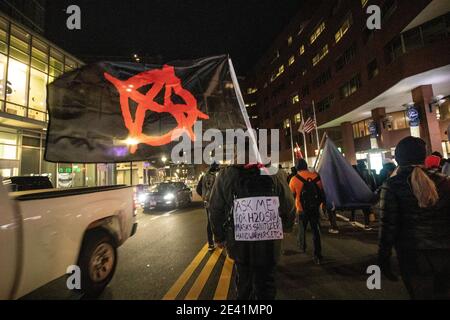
<box><xmin>138</xmin><ymin>194</ymin><xmax>147</xmax><ymax>203</ymax></box>
<box><xmin>164</xmin><ymin>193</ymin><xmax>175</xmax><ymax>200</ymax></box>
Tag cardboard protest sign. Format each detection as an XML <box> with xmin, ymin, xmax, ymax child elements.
<box><xmin>233</xmin><ymin>196</ymin><xmax>283</xmax><ymax>241</ymax></box>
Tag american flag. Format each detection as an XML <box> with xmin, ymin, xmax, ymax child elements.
<box><xmin>298</xmin><ymin>117</ymin><xmax>316</xmax><ymax>134</ymax></box>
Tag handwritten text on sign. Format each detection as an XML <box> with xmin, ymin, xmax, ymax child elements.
<box><xmin>233</xmin><ymin>196</ymin><xmax>283</xmax><ymax>241</ymax></box>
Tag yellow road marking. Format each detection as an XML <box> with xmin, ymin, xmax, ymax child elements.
<box><xmin>162</xmin><ymin>243</ymin><xmax>209</xmax><ymax>300</ymax></box>
<box><xmin>185</xmin><ymin>248</ymin><xmax>224</xmax><ymax>300</ymax></box>
<box><xmin>213</xmin><ymin>256</ymin><xmax>234</xmax><ymax>300</ymax></box>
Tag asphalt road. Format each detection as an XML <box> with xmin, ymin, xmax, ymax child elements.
<box><xmin>23</xmin><ymin>202</ymin><xmax>409</xmax><ymax>300</ymax></box>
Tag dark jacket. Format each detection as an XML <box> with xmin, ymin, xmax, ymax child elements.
<box><xmin>356</xmin><ymin>166</ymin><xmax>377</xmax><ymax>192</ymax></box>
<box><xmin>208</xmin><ymin>166</ymin><xmax>296</xmax><ymax>267</ymax></box>
<box><xmin>378</xmin><ymin>166</ymin><xmax>450</xmax><ymax>264</ymax></box>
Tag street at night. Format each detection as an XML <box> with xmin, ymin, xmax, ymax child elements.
<box><xmin>22</xmin><ymin>201</ymin><xmax>408</xmax><ymax>300</ymax></box>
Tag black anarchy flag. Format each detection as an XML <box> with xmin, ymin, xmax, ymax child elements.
<box><xmin>44</xmin><ymin>55</ymin><xmax>250</xmax><ymax>163</ymax></box>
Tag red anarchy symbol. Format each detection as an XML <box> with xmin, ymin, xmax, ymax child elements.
<box><xmin>105</xmin><ymin>65</ymin><xmax>209</xmax><ymax>154</ymax></box>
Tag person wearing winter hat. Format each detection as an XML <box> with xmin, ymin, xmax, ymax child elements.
<box><xmin>378</xmin><ymin>136</ymin><xmax>450</xmax><ymax>299</ymax></box>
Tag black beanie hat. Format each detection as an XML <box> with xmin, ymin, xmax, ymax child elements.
<box><xmin>395</xmin><ymin>136</ymin><xmax>427</xmax><ymax>166</ymax></box>
<box><xmin>295</xmin><ymin>159</ymin><xmax>308</xmax><ymax>171</ymax></box>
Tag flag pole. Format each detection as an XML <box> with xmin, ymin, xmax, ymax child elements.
<box><xmin>300</xmin><ymin>109</ymin><xmax>309</xmax><ymax>166</ymax></box>
<box><xmin>228</xmin><ymin>57</ymin><xmax>263</xmax><ymax>164</ymax></box>
<box><xmin>312</xmin><ymin>100</ymin><xmax>320</xmax><ymax>152</ymax></box>
<box><xmin>289</xmin><ymin>119</ymin><xmax>295</xmax><ymax>167</ymax></box>
<box><xmin>313</xmin><ymin>131</ymin><xmax>328</xmax><ymax>170</ymax></box>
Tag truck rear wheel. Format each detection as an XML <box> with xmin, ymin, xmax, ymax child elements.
<box><xmin>78</xmin><ymin>230</ymin><xmax>117</xmax><ymax>299</ymax></box>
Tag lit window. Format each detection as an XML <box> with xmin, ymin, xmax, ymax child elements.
<box><xmin>361</xmin><ymin>0</ymin><xmax>368</xmax><ymax>7</ymax></box>
<box><xmin>283</xmin><ymin>119</ymin><xmax>291</xmax><ymax>129</ymax></box>
<box><xmin>294</xmin><ymin>113</ymin><xmax>301</xmax><ymax>124</ymax></box>
<box><xmin>335</xmin><ymin>14</ymin><xmax>353</xmax><ymax>43</ymax></box>
<box><xmin>270</xmin><ymin>65</ymin><xmax>285</xmax><ymax>82</ymax></box>
<box><xmin>292</xmin><ymin>94</ymin><xmax>300</xmax><ymax>104</ymax></box>
<box><xmin>288</xmin><ymin>36</ymin><xmax>293</xmax><ymax>46</ymax></box>
<box><xmin>29</xmin><ymin>68</ymin><xmax>47</xmax><ymax>120</ymax></box>
<box><xmin>312</xmin><ymin>45</ymin><xmax>329</xmax><ymax>66</ymax></box>
<box><xmin>288</xmin><ymin>55</ymin><xmax>295</xmax><ymax>66</ymax></box>
<box><xmin>247</xmin><ymin>87</ymin><xmax>258</xmax><ymax>94</ymax></box>
<box><xmin>310</xmin><ymin>22</ymin><xmax>326</xmax><ymax>44</ymax></box>
<box><xmin>6</xmin><ymin>59</ymin><xmax>28</xmax><ymax>108</ymax></box>
<box><xmin>299</xmin><ymin>45</ymin><xmax>305</xmax><ymax>55</ymax></box>
<box><xmin>340</xmin><ymin>74</ymin><xmax>361</xmax><ymax>99</ymax></box>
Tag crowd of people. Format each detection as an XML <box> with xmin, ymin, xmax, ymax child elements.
<box><xmin>196</xmin><ymin>137</ymin><xmax>450</xmax><ymax>300</ymax></box>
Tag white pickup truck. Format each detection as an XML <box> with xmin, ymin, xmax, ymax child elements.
<box><xmin>0</xmin><ymin>181</ymin><xmax>137</xmax><ymax>300</ymax></box>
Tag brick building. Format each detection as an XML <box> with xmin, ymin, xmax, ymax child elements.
<box><xmin>245</xmin><ymin>0</ymin><xmax>450</xmax><ymax>170</ymax></box>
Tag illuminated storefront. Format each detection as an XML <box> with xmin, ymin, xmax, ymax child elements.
<box><xmin>0</xmin><ymin>13</ymin><xmax>126</xmax><ymax>187</ymax></box>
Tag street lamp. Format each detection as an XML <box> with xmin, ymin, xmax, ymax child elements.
<box><xmin>161</xmin><ymin>156</ymin><xmax>167</xmax><ymax>163</ymax></box>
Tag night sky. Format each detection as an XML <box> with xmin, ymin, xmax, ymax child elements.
<box><xmin>45</xmin><ymin>0</ymin><xmax>317</xmax><ymax>75</ymax></box>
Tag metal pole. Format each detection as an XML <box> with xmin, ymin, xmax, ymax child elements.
<box><xmin>313</xmin><ymin>132</ymin><xmax>328</xmax><ymax>170</ymax></box>
<box><xmin>289</xmin><ymin>119</ymin><xmax>295</xmax><ymax>167</ymax></box>
<box><xmin>300</xmin><ymin>109</ymin><xmax>309</xmax><ymax>166</ymax></box>
<box><xmin>312</xmin><ymin>100</ymin><xmax>320</xmax><ymax>152</ymax></box>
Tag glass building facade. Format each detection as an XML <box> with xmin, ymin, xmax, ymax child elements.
<box><xmin>0</xmin><ymin>13</ymin><xmax>123</xmax><ymax>188</ymax></box>
<box><xmin>0</xmin><ymin>13</ymin><xmax>181</xmax><ymax>188</ymax></box>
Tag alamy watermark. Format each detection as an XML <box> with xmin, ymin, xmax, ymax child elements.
<box><xmin>166</xmin><ymin>122</ymin><xmax>280</xmax><ymax>174</ymax></box>
<box><xmin>366</xmin><ymin>5</ymin><xmax>381</xmax><ymax>30</ymax></box>
<box><xmin>66</xmin><ymin>5</ymin><xmax>81</xmax><ymax>30</ymax></box>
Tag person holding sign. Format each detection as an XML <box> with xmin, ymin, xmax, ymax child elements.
<box><xmin>289</xmin><ymin>159</ymin><xmax>325</xmax><ymax>265</ymax></box>
<box><xmin>208</xmin><ymin>163</ymin><xmax>295</xmax><ymax>300</ymax></box>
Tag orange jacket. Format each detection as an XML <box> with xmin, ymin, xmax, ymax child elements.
<box><xmin>289</xmin><ymin>170</ymin><xmax>323</xmax><ymax>213</ymax></box>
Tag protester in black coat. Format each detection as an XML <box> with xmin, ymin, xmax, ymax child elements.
<box><xmin>378</xmin><ymin>137</ymin><xmax>450</xmax><ymax>299</ymax></box>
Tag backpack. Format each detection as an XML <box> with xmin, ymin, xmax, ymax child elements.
<box><xmin>296</xmin><ymin>174</ymin><xmax>322</xmax><ymax>213</ymax></box>
<box><xmin>201</xmin><ymin>171</ymin><xmax>217</xmax><ymax>202</ymax></box>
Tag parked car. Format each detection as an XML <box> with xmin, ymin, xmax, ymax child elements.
<box><xmin>3</xmin><ymin>176</ymin><xmax>53</xmax><ymax>192</ymax></box>
<box><xmin>0</xmin><ymin>182</ymin><xmax>138</xmax><ymax>299</ymax></box>
<box><xmin>142</xmin><ymin>182</ymin><xmax>192</xmax><ymax>211</ymax></box>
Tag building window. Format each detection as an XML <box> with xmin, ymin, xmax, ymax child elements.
<box><xmin>291</xmin><ymin>93</ymin><xmax>300</xmax><ymax>104</ymax></box>
<box><xmin>10</xmin><ymin>26</ymin><xmax>30</xmax><ymax>65</ymax></box>
<box><xmin>336</xmin><ymin>43</ymin><xmax>357</xmax><ymax>71</ymax></box>
<box><xmin>312</xmin><ymin>44</ymin><xmax>329</xmax><ymax>66</ymax></box>
<box><xmin>0</xmin><ymin>53</ymin><xmax>6</xmax><ymax>101</ymax></box>
<box><xmin>340</xmin><ymin>74</ymin><xmax>361</xmax><ymax>99</ymax></box>
<box><xmin>0</xmin><ymin>130</ymin><xmax>18</xmax><ymax>160</ymax></box>
<box><xmin>313</xmin><ymin>68</ymin><xmax>332</xmax><ymax>88</ymax></box>
<box><xmin>6</xmin><ymin>59</ymin><xmax>28</xmax><ymax>115</ymax></box>
<box><xmin>288</xmin><ymin>36</ymin><xmax>293</xmax><ymax>46</ymax></box>
<box><xmin>361</xmin><ymin>0</ymin><xmax>369</xmax><ymax>7</ymax></box>
<box><xmin>310</xmin><ymin>22</ymin><xmax>326</xmax><ymax>44</ymax></box>
<box><xmin>247</xmin><ymin>87</ymin><xmax>258</xmax><ymax>94</ymax></box>
<box><xmin>31</xmin><ymin>38</ymin><xmax>49</xmax><ymax>73</ymax></box>
<box><xmin>352</xmin><ymin>119</ymin><xmax>371</xmax><ymax>138</ymax></box>
<box><xmin>422</xmin><ymin>16</ymin><xmax>447</xmax><ymax>45</ymax></box>
<box><xmin>0</xmin><ymin>17</ymin><xmax>8</xmax><ymax>55</ymax></box>
<box><xmin>317</xmin><ymin>95</ymin><xmax>335</xmax><ymax>113</ymax></box>
<box><xmin>299</xmin><ymin>44</ymin><xmax>305</xmax><ymax>55</ymax></box>
<box><xmin>381</xmin><ymin>0</ymin><xmax>397</xmax><ymax>23</ymax></box>
<box><xmin>403</xmin><ymin>27</ymin><xmax>423</xmax><ymax>52</ymax></box>
<box><xmin>386</xmin><ymin>111</ymin><xmax>410</xmax><ymax>131</ymax></box>
<box><xmin>270</xmin><ymin>65</ymin><xmax>285</xmax><ymax>82</ymax></box>
<box><xmin>335</xmin><ymin>13</ymin><xmax>353</xmax><ymax>44</ymax></box>
<box><xmin>28</xmin><ymin>68</ymin><xmax>47</xmax><ymax>121</ymax></box>
<box><xmin>367</xmin><ymin>59</ymin><xmax>379</xmax><ymax>80</ymax></box>
<box><xmin>384</xmin><ymin>36</ymin><xmax>403</xmax><ymax>64</ymax></box>
<box><xmin>288</xmin><ymin>55</ymin><xmax>295</xmax><ymax>66</ymax></box>
<box><xmin>294</xmin><ymin>113</ymin><xmax>301</xmax><ymax>124</ymax></box>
